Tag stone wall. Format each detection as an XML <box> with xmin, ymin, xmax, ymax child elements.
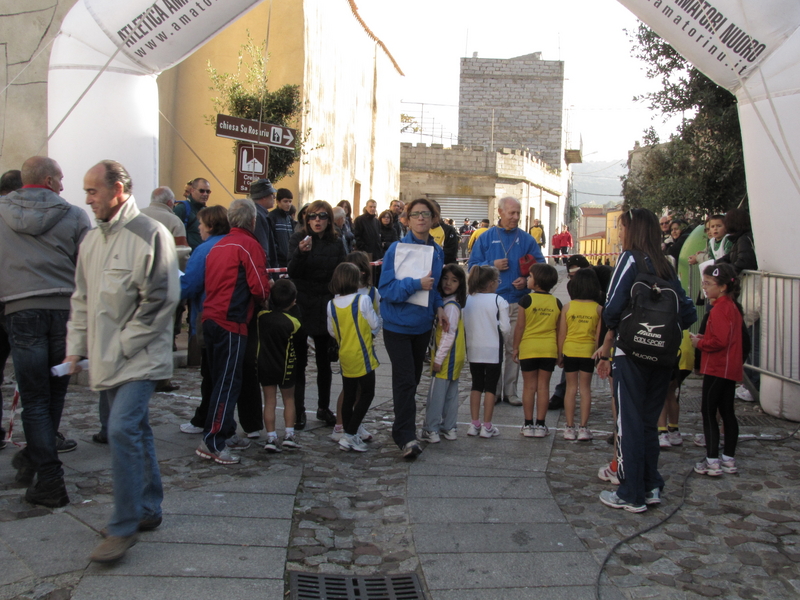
<box><xmin>400</xmin><ymin>142</ymin><xmax>566</xmax><ymax>231</ymax></box>
<box><xmin>458</xmin><ymin>53</ymin><xmax>564</xmax><ymax>171</ymax></box>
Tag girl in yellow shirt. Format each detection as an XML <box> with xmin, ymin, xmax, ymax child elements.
<box><xmin>557</xmin><ymin>268</ymin><xmax>602</xmax><ymax>441</ymax></box>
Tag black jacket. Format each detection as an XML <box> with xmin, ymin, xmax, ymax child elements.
<box><xmin>288</xmin><ymin>229</ymin><xmax>345</xmax><ymax>335</ymax></box>
<box><xmin>380</xmin><ymin>222</ymin><xmax>398</xmax><ymax>252</ymax></box>
<box><xmin>441</xmin><ymin>222</ymin><xmax>460</xmax><ymax>265</ymax></box>
<box><xmin>353</xmin><ymin>212</ymin><xmax>383</xmax><ymax>259</ymax></box>
<box><xmin>717</xmin><ymin>231</ymin><xmax>757</xmax><ymax>274</ymax></box>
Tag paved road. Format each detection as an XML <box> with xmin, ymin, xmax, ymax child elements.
<box><xmin>1</xmin><ymin>273</ymin><xmax>799</xmax><ymax>600</ymax></box>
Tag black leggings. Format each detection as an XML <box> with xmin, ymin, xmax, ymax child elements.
<box><xmin>701</xmin><ymin>375</ymin><xmax>738</xmax><ymax>459</ymax></box>
<box><xmin>341</xmin><ymin>371</ymin><xmax>376</xmax><ymax>435</ymax></box>
<box><xmin>294</xmin><ymin>333</ymin><xmax>333</xmax><ymax>414</ymax></box>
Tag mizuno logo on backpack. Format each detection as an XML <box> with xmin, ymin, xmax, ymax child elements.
<box><xmin>616</xmin><ymin>252</ymin><xmax>682</xmax><ymax>368</ymax></box>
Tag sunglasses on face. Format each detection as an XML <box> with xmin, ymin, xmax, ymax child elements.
<box><xmin>306</xmin><ymin>212</ymin><xmax>329</xmax><ymax>221</ymax></box>
<box><xmin>195</xmin><ymin>189</ymin><xmax>211</xmax><ymax>194</ymax></box>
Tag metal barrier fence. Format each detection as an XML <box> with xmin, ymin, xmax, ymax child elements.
<box><xmin>739</xmin><ymin>269</ymin><xmax>800</xmax><ymax>386</ymax></box>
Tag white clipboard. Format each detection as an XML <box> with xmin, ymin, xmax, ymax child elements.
<box><xmin>394</xmin><ymin>243</ymin><xmax>433</xmax><ymax>307</ymax></box>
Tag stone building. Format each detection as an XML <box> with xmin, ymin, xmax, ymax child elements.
<box><xmin>458</xmin><ymin>53</ymin><xmax>566</xmax><ymax>170</ymax></box>
<box><xmin>401</xmin><ymin>51</ymin><xmax>580</xmax><ymax>242</ymax></box>
<box><xmin>400</xmin><ymin>143</ymin><xmax>563</xmax><ymax>241</ymax></box>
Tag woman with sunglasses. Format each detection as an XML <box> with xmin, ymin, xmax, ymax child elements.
<box><xmin>379</xmin><ymin>198</ymin><xmax>448</xmax><ymax>459</ymax></box>
<box><xmin>288</xmin><ymin>200</ymin><xmax>345</xmax><ymax>429</ymax></box>
<box><xmin>596</xmin><ymin>208</ymin><xmax>696</xmax><ymax>513</ymax></box>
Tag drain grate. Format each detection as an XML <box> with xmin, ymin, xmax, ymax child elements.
<box><xmin>289</xmin><ymin>571</ymin><xmax>426</xmax><ymax>600</ymax></box>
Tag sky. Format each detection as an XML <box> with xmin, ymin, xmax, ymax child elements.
<box><xmin>355</xmin><ymin>0</ymin><xmax>683</xmax><ymax>164</ymax></box>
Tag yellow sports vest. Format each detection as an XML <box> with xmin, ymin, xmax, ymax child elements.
<box><xmin>433</xmin><ymin>301</ymin><xmax>466</xmax><ymax>380</ymax></box>
<box><xmin>562</xmin><ymin>300</ymin><xmax>601</xmax><ymax>358</ymax></box>
<box><xmin>430</xmin><ymin>225</ymin><xmax>445</xmax><ymax>247</ymax></box>
<box><xmin>330</xmin><ymin>296</ymin><xmax>379</xmax><ymax>378</ymax></box>
<box><xmin>519</xmin><ymin>292</ymin><xmax>560</xmax><ymax>359</ymax></box>
<box><xmin>678</xmin><ymin>330</ymin><xmax>695</xmax><ymax>371</ymax></box>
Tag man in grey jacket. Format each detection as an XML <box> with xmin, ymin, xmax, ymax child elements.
<box><xmin>0</xmin><ymin>156</ymin><xmax>91</xmax><ymax>508</ymax></box>
<box><xmin>65</xmin><ymin>160</ymin><xmax>179</xmax><ymax>564</ymax></box>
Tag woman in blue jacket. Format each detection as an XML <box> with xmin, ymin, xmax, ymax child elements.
<box><xmin>178</xmin><ymin>206</ymin><xmax>230</xmax><ymax>434</ymax></box>
<box><xmin>379</xmin><ymin>198</ymin><xmax>448</xmax><ymax>459</ymax></box>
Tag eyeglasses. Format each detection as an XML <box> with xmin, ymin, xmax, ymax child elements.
<box><xmin>195</xmin><ymin>189</ymin><xmax>211</xmax><ymax>194</ymax></box>
<box><xmin>306</xmin><ymin>212</ymin><xmax>329</xmax><ymax>221</ymax></box>
<box><xmin>408</xmin><ymin>211</ymin><xmax>432</xmax><ymax>219</ymax></box>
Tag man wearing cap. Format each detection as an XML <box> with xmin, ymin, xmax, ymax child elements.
<box><xmin>250</xmin><ymin>178</ymin><xmax>279</xmax><ymax>269</ymax></box>
<box><xmin>174</xmin><ymin>178</ymin><xmax>210</xmax><ymax>250</ymax></box>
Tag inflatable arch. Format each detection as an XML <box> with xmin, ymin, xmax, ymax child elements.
<box><xmin>49</xmin><ymin>0</ymin><xmax>799</xmax><ymax>409</ymax></box>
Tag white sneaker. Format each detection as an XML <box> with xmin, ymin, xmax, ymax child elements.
<box><xmin>246</xmin><ymin>431</ymin><xmax>261</xmax><ymax>439</ymax></box>
<box><xmin>330</xmin><ymin>426</ymin><xmax>344</xmax><ymax>442</ymax></box>
<box><xmin>598</xmin><ymin>462</ymin><xmax>620</xmax><ymax>485</ymax></box>
<box><xmin>720</xmin><ymin>456</ymin><xmax>738</xmax><ymax>473</ymax></box>
<box><xmin>467</xmin><ymin>423</ymin><xmax>481</xmax><ymax>436</ymax></box>
<box><xmin>668</xmin><ymin>430</ymin><xmax>683</xmax><ymax>446</ymax></box>
<box><xmin>693</xmin><ymin>433</ymin><xmax>706</xmax><ymax>447</ymax></box>
<box><xmin>440</xmin><ymin>428</ymin><xmax>458</xmax><ymax>441</ymax></box>
<box><xmin>420</xmin><ymin>430</ymin><xmax>441</xmax><ymax>443</ymax></box>
<box><xmin>180</xmin><ymin>423</ymin><xmax>203</xmax><ymax>434</ymax></box>
<box><xmin>659</xmin><ymin>432</ymin><xmax>672</xmax><ymax>448</ymax></box>
<box><xmin>645</xmin><ymin>487</ymin><xmax>662</xmax><ymax>506</ymax></box>
<box><xmin>533</xmin><ymin>424</ymin><xmax>549</xmax><ymax>438</ymax></box>
<box><xmin>577</xmin><ymin>427</ymin><xmax>593</xmax><ymax>442</ymax></box>
<box><xmin>521</xmin><ymin>424</ymin><xmax>535</xmax><ymax>438</ymax></box>
<box><xmin>479</xmin><ymin>425</ymin><xmax>500</xmax><ymax>438</ymax></box>
<box><xmin>225</xmin><ymin>435</ymin><xmax>251</xmax><ymax>450</ymax></box>
<box><xmin>563</xmin><ymin>426</ymin><xmax>576</xmax><ymax>441</ymax></box>
<box><xmin>357</xmin><ymin>424</ymin><xmax>373</xmax><ymax>442</ymax></box>
<box><xmin>735</xmin><ymin>385</ymin><xmax>755</xmax><ymax>402</ymax></box>
<box><xmin>339</xmin><ymin>433</ymin><xmax>368</xmax><ymax>452</ymax></box>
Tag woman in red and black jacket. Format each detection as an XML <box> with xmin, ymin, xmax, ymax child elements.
<box><xmin>288</xmin><ymin>200</ymin><xmax>345</xmax><ymax>429</ymax></box>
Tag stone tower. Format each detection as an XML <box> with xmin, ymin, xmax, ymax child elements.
<box><xmin>458</xmin><ymin>52</ymin><xmax>565</xmax><ymax>170</ymax></box>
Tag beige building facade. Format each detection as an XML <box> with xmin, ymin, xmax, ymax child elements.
<box><xmin>1</xmin><ymin>1</ymin><xmax>401</xmax><ymax>211</ymax></box>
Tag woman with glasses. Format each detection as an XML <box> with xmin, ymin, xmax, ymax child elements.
<box><xmin>596</xmin><ymin>208</ymin><xmax>696</xmax><ymax>513</ymax></box>
<box><xmin>379</xmin><ymin>198</ymin><xmax>448</xmax><ymax>459</ymax></box>
<box><xmin>288</xmin><ymin>200</ymin><xmax>345</xmax><ymax>429</ymax></box>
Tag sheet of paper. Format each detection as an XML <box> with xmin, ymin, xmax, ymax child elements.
<box><xmin>394</xmin><ymin>243</ymin><xmax>434</xmax><ymax>307</ymax></box>
<box><xmin>698</xmin><ymin>258</ymin><xmax>715</xmax><ymax>278</ymax></box>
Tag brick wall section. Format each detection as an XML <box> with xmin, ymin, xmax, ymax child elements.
<box><xmin>458</xmin><ymin>53</ymin><xmax>565</xmax><ymax>171</ymax></box>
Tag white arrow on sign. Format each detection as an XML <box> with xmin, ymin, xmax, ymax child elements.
<box><xmin>283</xmin><ymin>129</ymin><xmax>294</xmax><ymax>145</ymax></box>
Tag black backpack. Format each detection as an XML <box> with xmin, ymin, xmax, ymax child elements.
<box><xmin>616</xmin><ymin>251</ymin><xmax>683</xmax><ymax>368</ymax></box>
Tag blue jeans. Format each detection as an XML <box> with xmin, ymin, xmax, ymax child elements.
<box><xmin>106</xmin><ymin>380</ymin><xmax>163</xmax><ymax>537</ymax></box>
<box><xmin>5</xmin><ymin>309</ymin><xmax>70</xmax><ymax>483</ymax></box>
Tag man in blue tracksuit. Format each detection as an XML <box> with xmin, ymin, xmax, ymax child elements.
<box><xmin>468</xmin><ymin>196</ymin><xmax>545</xmax><ymax>406</ymax></box>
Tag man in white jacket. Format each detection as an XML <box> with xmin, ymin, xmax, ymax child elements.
<box><xmin>65</xmin><ymin>160</ymin><xmax>179</xmax><ymax>564</ymax></box>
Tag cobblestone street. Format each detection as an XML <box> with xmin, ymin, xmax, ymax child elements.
<box><xmin>1</xmin><ymin>276</ymin><xmax>799</xmax><ymax>599</ymax></box>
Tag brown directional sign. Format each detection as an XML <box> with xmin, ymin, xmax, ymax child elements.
<box><xmin>216</xmin><ymin>114</ymin><xmax>297</xmax><ymax>149</ymax></box>
<box><xmin>235</xmin><ymin>142</ymin><xmax>270</xmax><ymax>195</ymax></box>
